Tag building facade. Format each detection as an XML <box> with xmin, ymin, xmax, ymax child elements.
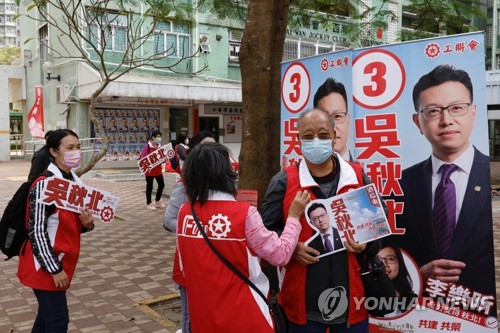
<box><xmin>0</xmin><ymin>0</ymin><xmax>19</xmax><ymax>48</ymax></box>
<box><xmin>7</xmin><ymin>0</ymin><xmax>500</xmax><ymax>162</ymax></box>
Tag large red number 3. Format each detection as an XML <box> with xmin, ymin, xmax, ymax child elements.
<box><xmin>289</xmin><ymin>73</ymin><xmax>301</xmax><ymax>103</ymax></box>
<box><xmin>363</xmin><ymin>62</ymin><xmax>386</xmax><ymax>97</ymax></box>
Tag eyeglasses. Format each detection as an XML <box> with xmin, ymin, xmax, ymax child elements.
<box><xmin>311</xmin><ymin>213</ymin><xmax>328</xmax><ymax>224</ymax></box>
<box><xmin>331</xmin><ymin>112</ymin><xmax>348</xmax><ymax>124</ymax></box>
<box><xmin>419</xmin><ymin>103</ymin><xmax>471</xmax><ymax>120</ymax></box>
<box><xmin>300</xmin><ymin>133</ymin><xmax>332</xmax><ymax>142</ymax></box>
<box><xmin>377</xmin><ymin>255</ymin><xmax>398</xmax><ymax>265</ymax></box>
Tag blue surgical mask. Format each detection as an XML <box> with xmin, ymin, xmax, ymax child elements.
<box><xmin>301</xmin><ymin>138</ymin><xmax>333</xmax><ymax>164</ymax></box>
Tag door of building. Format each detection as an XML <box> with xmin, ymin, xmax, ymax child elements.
<box><xmin>198</xmin><ymin>116</ymin><xmax>219</xmax><ymax>142</ymax></box>
<box><xmin>169</xmin><ymin>108</ymin><xmax>189</xmax><ymax>142</ymax></box>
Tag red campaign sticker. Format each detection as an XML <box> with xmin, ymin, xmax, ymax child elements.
<box><xmin>281</xmin><ymin>62</ymin><xmax>311</xmax><ymax>114</ymax></box>
<box><xmin>352</xmin><ymin>49</ymin><xmax>406</xmax><ymax>110</ymax></box>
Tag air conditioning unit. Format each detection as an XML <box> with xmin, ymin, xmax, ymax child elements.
<box><xmin>55</xmin><ymin>84</ymin><xmax>74</xmax><ymax>104</ymax></box>
<box><xmin>199</xmin><ymin>44</ymin><xmax>211</xmax><ymax>54</ymax></box>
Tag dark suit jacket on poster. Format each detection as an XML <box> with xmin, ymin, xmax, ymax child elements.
<box><xmin>309</xmin><ymin>226</ymin><xmax>344</xmax><ymax>255</ymax></box>
<box><xmin>394</xmin><ymin>147</ymin><xmax>495</xmax><ymax>299</ymax></box>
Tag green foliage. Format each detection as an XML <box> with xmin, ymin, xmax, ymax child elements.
<box><xmin>196</xmin><ymin>0</ymin><xmax>246</xmax><ymax>22</ymax></box>
<box><xmin>404</xmin><ymin>0</ymin><xmax>484</xmax><ymax>36</ymax></box>
<box><xmin>0</xmin><ymin>47</ymin><xmax>21</xmax><ymax>65</ymax></box>
<box><xmin>145</xmin><ymin>0</ymin><xmax>193</xmax><ymax>25</ymax></box>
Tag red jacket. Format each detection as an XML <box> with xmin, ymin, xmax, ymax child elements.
<box><xmin>175</xmin><ymin>198</ymin><xmax>275</xmax><ymax>333</ymax></box>
<box><xmin>279</xmin><ymin>158</ymin><xmax>368</xmax><ymax>325</ymax></box>
<box><xmin>18</xmin><ymin>165</ymin><xmax>83</xmax><ymax>291</ymax></box>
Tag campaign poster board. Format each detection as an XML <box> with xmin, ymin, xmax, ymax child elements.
<box><xmin>280</xmin><ymin>32</ymin><xmax>496</xmax><ymax>332</ymax></box>
<box><xmin>91</xmin><ymin>108</ymin><xmax>161</xmax><ymax>163</ymax></box>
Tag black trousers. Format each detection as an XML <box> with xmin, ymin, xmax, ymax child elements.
<box><xmin>145</xmin><ymin>174</ymin><xmax>165</xmax><ymax>204</ymax></box>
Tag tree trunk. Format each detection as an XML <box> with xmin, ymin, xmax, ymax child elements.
<box><xmin>74</xmin><ymin>81</ymin><xmax>110</xmax><ymax>177</ymax></box>
<box><xmin>238</xmin><ymin>0</ymin><xmax>290</xmax><ymax>205</ymax></box>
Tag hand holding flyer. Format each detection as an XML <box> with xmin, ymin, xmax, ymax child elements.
<box><xmin>304</xmin><ymin>184</ymin><xmax>391</xmax><ymax>258</ymax></box>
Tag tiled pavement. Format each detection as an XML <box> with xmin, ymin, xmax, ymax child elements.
<box><xmin>0</xmin><ymin>160</ymin><xmax>177</xmax><ymax>333</ymax></box>
<box><xmin>1</xmin><ymin>160</ymin><xmax>500</xmax><ymax>332</ymax></box>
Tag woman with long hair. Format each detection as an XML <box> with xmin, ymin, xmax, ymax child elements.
<box><xmin>175</xmin><ymin>142</ymin><xmax>310</xmax><ymax>332</ymax></box>
<box><xmin>163</xmin><ymin>130</ymin><xmax>217</xmax><ymax>333</ymax></box>
<box><xmin>18</xmin><ymin>129</ymin><xmax>95</xmax><ymax>332</ymax></box>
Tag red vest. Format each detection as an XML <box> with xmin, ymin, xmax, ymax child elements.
<box><xmin>175</xmin><ymin>200</ymin><xmax>275</xmax><ymax>333</ymax></box>
<box><xmin>279</xmin><ymin>160</ymin><xmax>368</xmax><ymax>325</ymax></box>
<box><xmin>18</xmin><ymin>179</ymin><xmax>82</xmax><ymax>291</ymax></box>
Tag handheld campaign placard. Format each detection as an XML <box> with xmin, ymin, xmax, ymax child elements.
<box><xmin>138</xmin><ymin>143</ymin><xmax>175</xmax><ymax>174</ymax></box>
<box><xmin>36</xmin><ymin>177</ymin><xmax>119</xmax><ymax>223</ymax></box>
<box><xmin>304</xmin><ymin>184</ymin><xmax>391</xmax><ymax>258</ymax></box>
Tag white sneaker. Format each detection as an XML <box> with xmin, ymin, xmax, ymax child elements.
<box><xmin>146</xmin><ymin>203</ymin><xmax>156</xmax><ymax>210</ymax></box>
<box><xmin>155</xmin><ymin>200</ymin><xmax>166</xmax><ymax>208</ymax></box>
<box><xmin>175</xmin><ymin>330</ymin><xmax>182</xmax><ymax>333</ymax></box>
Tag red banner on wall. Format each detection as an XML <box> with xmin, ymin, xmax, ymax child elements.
<box><xmin>28</xmin><ymin>85</ymin><xmax>44</xmax><ymax>138</ymax></box>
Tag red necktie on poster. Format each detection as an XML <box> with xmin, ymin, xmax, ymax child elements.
<box><xmin>27</xmin><ymin>85</ymin><xmax>45</xmax><ymax>138</ymax></box>
<box><xmin>433</xmin><ymin>164</ymin><xmax>458</xmax><ymax>257</ymax></box>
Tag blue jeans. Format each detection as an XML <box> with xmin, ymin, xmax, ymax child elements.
<box><xmin>32</xmin><ymin>289</ymin><xmax>69</xmax><ymax>333</ymax></box>
<box><xmin>289</xmin><ymin>319</ymin><xmax>368</xmax><ymax>333</ymax></box>
<box><xmin>180</xmin><ymin>286</ymin><xmax>191</xmax><ymax>333</ymax></box>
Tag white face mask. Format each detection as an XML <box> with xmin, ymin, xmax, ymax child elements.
<box><xmin>155</xmin><ymin>137</ymin><xmax>162</xmax><ymax>144</ymax></box>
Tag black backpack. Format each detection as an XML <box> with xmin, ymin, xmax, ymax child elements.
<box><xmin>0</xmin><ymin>171</ymin><xmax>53</xmax><ymax>260</ymax></box>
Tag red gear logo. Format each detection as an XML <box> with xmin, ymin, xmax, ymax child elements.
<box><xmin>166</xmin><ymin>148</ymin><xmax>175</xmax><ymax>159</ymax></box>
<box><xmin>320</xmin><ymin>58</ymin><xmax>329</xmax><ymax>72</ymax></box>
<box><xmin>425</xmin><ymin>43</ymin><xmax>441</xmax><ymax>59</ymax></box>
<box><xmin>100</xmin><ymin>206</ymin><xmax>115</xmax><ymax>223</ymax></box>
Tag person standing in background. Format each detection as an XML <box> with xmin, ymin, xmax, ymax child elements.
<box><xmin>140</xmin><ymin>130</ymin><xmax>165</xmax><ymax>211</ymax></box>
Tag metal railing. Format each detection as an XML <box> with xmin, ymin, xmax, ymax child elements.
<box><xmin>10</xmin><ymin>134</ymin><xmax>25</xmax><ymax>157</ymax></box>
<box><xmin>22</xmin><ymin>137</ymin><xmax>98</xmax><ymax>157</ymax></box>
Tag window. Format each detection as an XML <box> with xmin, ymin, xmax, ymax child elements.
<box><xmin>39</xmin><ymin>24</ymin><xmax>48</xmax><ymax>64</ymax></box>
<box><xmin>283</xmin><ymin>40</ymin><xmax>298</xmax><ymax>61</ymax></box>
<box><xmin>283</xmin><ymin>39</ymin><xmax>335</xmax><ymax>61</ymax></box>
<box><xmin>301</xmin><ymin>42</ymin><xmax>315</xmax><ymax>58</ymax></box>
<box><xmin>86</xmin><ymin>11</ymin><xmax>127</xmax><ymax>52</ymax></box>
<box><xmin>153</xmin><ymin>22</ymin><xmax>190</xmax><ymax>58</ymax></box>
<box><xmin>228</xmin><ymin>29</ymin><xmax>242</xmax><ymax>63</ymax></box>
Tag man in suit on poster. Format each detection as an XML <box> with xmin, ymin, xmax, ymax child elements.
<box><xmin>307</xmin><ymin>202</ymin><xmax>344</xmax><ymax>255</ymax></box>
<box><xmin>313</xmin><ymin>78</ymin><xmax>354</xmax><ymax>162</ymax></box>
<box><xmin>395</xmin><ymin>65</ymin><xmax>495</xmax><ymax>307</ymax></box>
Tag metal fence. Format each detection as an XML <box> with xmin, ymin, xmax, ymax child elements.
<box><xmin>10</xmin><ymin>134</ymin><xmax>25</xmax><ymax>157</ymax></box>
<box><xmin>22</xmin><ymin>137</ymin><xmax>98</xmax><ymax>157</ymax></box>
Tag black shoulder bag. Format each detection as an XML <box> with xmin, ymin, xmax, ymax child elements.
<box><xmin>190</xmin><ymin>203</ymin><xmax>289</xmax><ymax>333</ymax></box>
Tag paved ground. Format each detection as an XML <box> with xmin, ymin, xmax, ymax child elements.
<box><xmin>0</xmin><ymin>160</ymin><xmax>178</xmax><ymax>333</ymax></box>
<box><xmin>0</xmin><ymin>160</ymin><xmax>500</xmax><ymax>332</ymax></box>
